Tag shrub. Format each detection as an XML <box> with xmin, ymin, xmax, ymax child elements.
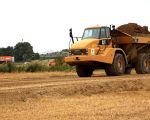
<box><xmin>0</xmin><ymin>60</ymin><xmax>75</xmax><ymax>73</ymax></box>
<box><xmin>17</xmin><ymin>65</ymin><xmax>26</xmax><ymax>72</ymax></box>
<box><xmin>25</xmin><ymin>62</ymin><xmax>48</xmax><ymax>72</ymax></box>
<box><xmin>49</xmin><ymin>65</ymin><xmax>74</xmax><ymax>72</ymax></box>
<box><xmin>55</xmin><ymin>57</ymin><xmax>64</xmax><ymax>66</ymax></box>
<box><xmin>0</xmin><ymin>63</ymin><xmax>16</xmax><ymax>72</ymax></box>
<box><xmin>7</xmin><ymin>62</ymin><xmax>16</xmax><ymax>72</ymax></box>
<box><xmin>0</xmin><ymin>64</ymin><xmax>8</xmax><ymax>72</ymax></box>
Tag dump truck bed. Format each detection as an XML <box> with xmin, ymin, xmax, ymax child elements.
<box><xmin>113</xmin><ymin>29</ymin><xmax>150</xmax><ymax>44</ymax></box>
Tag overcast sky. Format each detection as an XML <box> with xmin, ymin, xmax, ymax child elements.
<box><xmin>0</xmin><ymin>0</ymin><xmax>150</xmax><ymax>53</ymax></box>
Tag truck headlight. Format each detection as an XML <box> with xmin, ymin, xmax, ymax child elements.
<box><xmin>69</xmin><ymin>49</ymin><xmax>88</xmax><ymax>55</ymax></box>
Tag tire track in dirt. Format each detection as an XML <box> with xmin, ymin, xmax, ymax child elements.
<box><xmin>1</xmin><ymin>72</ymin><xmax>150</xmax><ymax>120</ymax></box>
<box><xmin>0</xmin><ymin>74</ymin><xmax>150</xmax><ymax>91</ymax></box>
<box><xmin>0</xmin><ymin>73</ymin><xmax>150</xmax><ymax>103</ymax></box>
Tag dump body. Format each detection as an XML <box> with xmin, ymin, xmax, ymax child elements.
<box><xmin>65</xmin><ymin>25</ymin><xmax>150</xmax><ymax>76</ymax></box>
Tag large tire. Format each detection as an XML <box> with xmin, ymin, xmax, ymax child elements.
<box><xmin>105</xmin><ymin>53</ymin><xmax>125</xmax><ymax>76</ymax></box>
<box><xmin>76</xmin><ymin>65</ymin><xmax>93</xmax><ymax>77</ymax></box>
<box><xmin>135</xmin><ymin>53</ymin><xmax>150</xmax><ymax>74</ymax></box>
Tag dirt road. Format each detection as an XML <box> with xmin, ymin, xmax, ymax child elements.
<box><xmin>0</xmin><ymin>71</ymin><xmax>150</xmax><ymax>120</ymax></box>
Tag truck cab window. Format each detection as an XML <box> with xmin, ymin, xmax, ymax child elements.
<box><xmin>100</xmin><ymin>27</ymin><xmax>111</xmax><ymax>38</ymax></box>
<box><xmin>82</xmin><ymin>28</ymin><xmax>100</xmax><ymax>39</ymax></box>
<box><xmin>100</xmin><ymin>28</ymin><xmax>106</xmax><ymax>38</ymax></box>
<box><xmin>106</xmin><ymin>28</ymin><xmax>111</xmax><ymax>38</ymax></box>
<box><xmin>99</xmin><ymin>39</ymin><xmax>109</xmax><ymax>45</ymax></box>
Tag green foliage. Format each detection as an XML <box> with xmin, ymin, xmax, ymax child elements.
<box><xmin>0</xmin><ymin>42</ymin><xmax>40</xmax><ymax>62</ymax></box>
<box><xmin>49</xmin><ymin>65</ymin><xmax>74</xmax><ymax>72</ymax></box>
<box><xmin>55</xmin><ymin>57</ymin><xmax>64</xmax><ymax>66</ymax></box>
<box><xmin>7</xmin><ymin>62</ymin><xmax>16</xmax><ymax>72</ymax></box>
<box><xmin>17</xmin><ymin>65</ymin><xmax>26</xmax><ymax>72</ymax></box>
<box><xmin>25</xmin><ymin>63</ymin><xmax>48</xmax><ymax>72</ymax></box>
<box><xmin>0</xmin><ymin>64</ymin><xmax>9</xmax><ymax>72</ymax></box>
<box><xmin>0</xmin><ymin>63</ymin><xmax>16</xmax><ymax>72</ymax></box>
<box><xmin>14</xmin><ymin>42</ymin><xmax>34</xmax><ymax>62</ymax></box>
<box><xmin>0</xmin><ymin>46</ymin><xmax>14</xmax><ymax>56</ymax></box>
<box><xmin>0</xmin><ymin>58</ymin><xmax>74</xmax><ymax>73</ymax></box>
<box><xmin>32</xmin><ymin>53</ymin><xmax>40</xmax><ymax>60</ymax></box>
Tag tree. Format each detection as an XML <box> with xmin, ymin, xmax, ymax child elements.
<box><xmin>0</xmin><ymin>46</ymin><xmax>14</xmax><ymax>56</ymax></box>
<box><xmin>32</xmin><ymin>53</ymin><xmax>40</xmax><ymax>60</ymax></box>
<box><xmin>14</xmin><ymin>42</ymin><xmax>34</xmax><ymax>62</ymax></box>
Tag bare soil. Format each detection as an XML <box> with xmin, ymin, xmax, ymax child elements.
<box><xmin>117</xmin><ymin>23</ymin><xmax>150</xmax><ymax>35</ymax></box>
<box><xmin>0</xmin><ymin>71</ymin><xmax>150</xmax><ymax>120</ymax></box>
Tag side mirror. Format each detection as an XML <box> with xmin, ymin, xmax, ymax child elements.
<box><xmin>112</xmin><ymin>25</ymin><xmax>115</xmax><ymax>30</ymax></box>
<box><xmin>110</xmin><ymin>24</ymin><xmax>116</xmax><ymax>36</ymax></box>
<box><xmin>110</xmin><ymin>24</ymin><xmax>115</xmax><ymax>31</ymax></box>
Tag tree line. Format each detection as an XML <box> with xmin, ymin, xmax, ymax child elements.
<box><xmin>0</xmin><ymin>42</ymin><xmax>40</xmax><ymax>62</ymax></box>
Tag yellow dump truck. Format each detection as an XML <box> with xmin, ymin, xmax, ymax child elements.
<box><xmin>65</xmin><ymin>25</ymin><xmax>150</xmax><ymax>77</ymax></box>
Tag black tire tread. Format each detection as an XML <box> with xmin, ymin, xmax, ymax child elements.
<box><xmin>135</xmin><ymin>53</ymin><xmax>150</xmax><ymax>74</ymax></box>
<box><xmin>105</xmin><ymin>53</ymin><xmax>125</xmax><ymax>76</ymax></box>
<box><xmin>76</xmin><ymin>65</ymin><xmax>93</xmax><ymax>77</ymax></box>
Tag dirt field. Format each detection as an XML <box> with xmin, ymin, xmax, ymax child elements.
<box><xmin>0</xmin><ymin>71</ymin><xmax>150</xmax><ymax>120</ymax></box>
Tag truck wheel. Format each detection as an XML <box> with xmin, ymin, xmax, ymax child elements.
<box><xmin>135</xmin><ymin>53</ymin><xmax>150</xmax><ymax>74</ymax></box>
<box><xmin>125</xmin><ymin>68</ymin><xmax>132</xmax><ymax>74</ymax></box>
<box><xmin>105</xmin><ymin>53</ymin><xmax>125</xmax><ymax>76</ymax></box>
<box><xmin>76</xmin><ymin>65</ymin><xmax>93</xmax><ymax>77</ymax></box>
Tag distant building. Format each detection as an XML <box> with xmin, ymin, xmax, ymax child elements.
<box><xmin>0</xmin><ymin>56</ymin><xmax>14</xmax><ymax>64</ymax></box>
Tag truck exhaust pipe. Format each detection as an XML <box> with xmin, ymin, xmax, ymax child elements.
<box><xmin>69</xmin><ymin>28</ymin><xmax>74</xmax><ymax>44</ymax></box>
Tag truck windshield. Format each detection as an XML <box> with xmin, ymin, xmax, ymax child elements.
<box><xmin>82</xmin><ymin>28</ymin><xmax>100</xmax><ymax>39</ymax></box>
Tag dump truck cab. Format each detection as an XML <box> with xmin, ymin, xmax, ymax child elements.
<box><xmin>66</xmin><ymin>26</ymin><xmax>118</xmax><ymax>63</ymax></box>
<box><xmin>65</xmin><ymin>25</ymin><xmax>150</xmax><ymax>77</ymax></box>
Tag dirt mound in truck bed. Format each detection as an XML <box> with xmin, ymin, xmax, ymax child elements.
<box><xmin>117</xmin><ymin>23</ymin><xmax>150</xmax><ymax>35</ymax></box>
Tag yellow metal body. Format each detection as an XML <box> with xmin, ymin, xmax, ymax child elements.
<box><xmin>65</xmin><ymin>48</ymin><xmax>126</xmax><ymax>64</ymax></box>
<box><xmin>65</xmin><ymin>26</ymin><xmax>150</xmax><ymax>66</ymax></box>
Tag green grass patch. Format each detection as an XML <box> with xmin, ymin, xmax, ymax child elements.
<box><xmin>49</xmin><ymin>65</ymin><xmax>75</xmax><ymax>72</ymax></box>
<box><xmin>0</xmin><ymin>62</ymin><xmax>74</xmax><ymax>73</ymax></box>
<box><xmin>0</xmin><ymin>63</ymin><xmax>16</xmax><ymax>72</ymax></box>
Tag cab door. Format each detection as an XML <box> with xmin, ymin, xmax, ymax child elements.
<box><xmin>99</xmin><ymin>27</ymin><xmax>112</xmax><ymax>47</ymax></box>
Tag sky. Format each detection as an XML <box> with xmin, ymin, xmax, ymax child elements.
<box><xmin>0</xmin><ymin>0</ymin><xmax>150</xmax><ymax>53</ymax></box>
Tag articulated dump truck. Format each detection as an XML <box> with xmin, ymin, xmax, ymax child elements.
<box><xmin>64</xmin><ymin>25</ymin><xmax>150</xmax><ymax>77</ymax></box>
